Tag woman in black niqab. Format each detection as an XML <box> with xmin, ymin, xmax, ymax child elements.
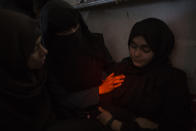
<box><xmin>41</xmin><ymin>0</ymin><xmax>114</xmax><ymax>93</ymax></box>
<box><xmin>40</xmin><ymin>0</ymin><xmax>115</xmax><ymax>120</ymax></box>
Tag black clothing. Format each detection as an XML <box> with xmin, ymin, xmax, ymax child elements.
<box><xmin>0</xmin><ymin>9</ymin><xmax>51</xmax><ymax>131</ymax></box>
<box><xmin>100</xmin><ymin>18</ymin><xmax>192</xmax><ymax>131</ymax></box>
<box><xmin>100</xmin><ymin>57</ymin><xmax>192</xmax><ymax>131</ymax></box>
<box><xmin>40</xmin><ymin>0</ymin><xmax>114</xmax><ymax>119</ymax></box>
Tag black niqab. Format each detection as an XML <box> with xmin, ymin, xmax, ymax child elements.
<box><xmin>40</xmin><ymin>0</ymin><xmax>103</xmax><ymax>92</ymax></box>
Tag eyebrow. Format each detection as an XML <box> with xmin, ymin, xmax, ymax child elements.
<box><xmin>131</xmin><ymin>40</ymin><xmax>149</xmax><ymax>47</ymax></box>
<box><xmin>130</xmin><ymin>41</ymin><xmax>136</xmax><ymax>44</ymax></box>
<box><xmin>56</xmin><ymin>24</ymin><xmax>80</xmax><ymax>36</ymax></box>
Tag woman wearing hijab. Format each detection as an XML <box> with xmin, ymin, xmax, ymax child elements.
<box><xmin>0</xmin><ymin>8</ymin><xmax>116</xmax><ymax>131</ymax></box>
<box><xmin>97</xmin><ymin>18</ymin><xmax>193</xmax><ymax>131</ymax></box>
<box><xmin>0</xmin><ymin>9</ymin><xmax>49</xmax><ymax>131</ymax></box>
<box><xmin>40</xmin><ymin>0</ymin><xmax>123</xmax><ymax>119</ymax></box>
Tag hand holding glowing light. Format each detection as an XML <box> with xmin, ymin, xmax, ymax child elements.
<box><xmin>99</xmin><ymin>73</ymin><xmax>125</xmax><ymax>95</ymax></box>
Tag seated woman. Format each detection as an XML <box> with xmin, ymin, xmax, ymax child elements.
<box><xmin>40</xmin><ymin>0</ymin><xmax>124</xmax><ymax>119</ymax></box>
<box><xmin>0</xmin><ymin>9</ymin><xmax>114</xmax><ymax>131</ymax></box>
<box><xmin>97</xmin><ymin>18</ymin><xmax>193</xmax><ymax>131</ymax></box>
<box><xmin>0</xmin><ymin>9</ymin><xmax>49</xmax><ymax>130</ymax></box>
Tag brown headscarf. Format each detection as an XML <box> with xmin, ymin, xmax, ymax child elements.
<box><xmin>0</xmin><ymin>9</ymin><xmax>50</xmax><ymax>131</ymax></box>
<box><xmin>0</xmin><ymin>9</ymin><xmax>45</xmax><ymax>97</ymax></box>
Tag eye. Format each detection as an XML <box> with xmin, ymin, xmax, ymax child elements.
<box><xmin>130</xmin><ymin>43</ymin><xmax>137</xmax><ymax>49</ymax></box>
<box><xmin>56</xmin><ymin>24</ymin><xmax>79</xmax><ymax>36</ymax></box>
<box><xmin>141</xmin><ymin>45</ymin><xmax>152</xmax><ymax>53</ymax></box>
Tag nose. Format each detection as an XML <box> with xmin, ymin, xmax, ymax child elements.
<box><xmin>133</xmin><ymin>48</ymin><xmax>141</xmax><ymax>57</ymax></box>
<box><xmin>40</xmin><ymin>45</ymin><xmax>48</xmax><ymax>55</ymax></box>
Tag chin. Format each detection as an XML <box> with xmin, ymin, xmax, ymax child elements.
<box><xmin>32</xmin><ymin>64</ymin><xmax>44</xmax><ymax>70</ymax></box>
<box><xmin>133</xmin><ymin>62</ymin><xmax>144</xmax><ymax>68</ymax></box>
<box><xmin>37</xmin><ymin>64</ymin><xmax>44</xmax><ymax>69</ymax></box>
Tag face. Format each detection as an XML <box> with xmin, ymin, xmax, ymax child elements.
<box><xmin>56</xmin><ymin>24</ymin><xmax>80</xmax><ymax>36</ymax></box>
<box><xmin>129</xmin><ymin>36</ymin><xmax>154</xmax><ymax>68</ymax></box>
<box><xmin>27</xmin><ymin>36</ymin><xmax>48</xmax><ymax>70</ymax></box>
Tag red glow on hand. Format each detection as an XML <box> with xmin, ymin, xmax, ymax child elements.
<box><xmin>99</xmin><ymin>73</ymin><xmax>125</xmax><ymax>95</ymax></box>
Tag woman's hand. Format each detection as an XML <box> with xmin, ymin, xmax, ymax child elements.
<box><xmin>99</xmin><ymin>73</ymin><xmax>125</xmax><ymax>95</ymax></box>
<box><xmin>97</xmin><ymin>106</ymin><xmax>112</xmax><ymax>125</ymax></box>
<box><xmin>135</xmin><ymin>117</ymin><xmax>159</xmax><ymax>129</ymax></box>
<box><xmin>97</xmin><ymin>107</ymin><xmax>122</xmax><ymax>131</ymax></box>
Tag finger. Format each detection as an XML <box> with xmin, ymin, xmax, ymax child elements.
<box><xmin>113</xmin><ymin>83</ymin><xmax>122</xmax><ymax>88</ymax></box>
<box><xmin>108</xmin><ymin>73</ymin><xmax>115</xmax><ymax>78</ymax></box>
<box><xmin>98</xmin><ymin>106</ymin><xmax>108</xmax><ymax>114</ymax></box>
<box><xmin>113</xmin><ymin>76</ymin><xmax>126</xmax><ymax>81</ymax></box>
<box><xmin>113</xmin><ymin>79</ymin><xmax>124</xmax><ymax>84</ymax></box>
<box><xmin>106</xmin><ymin>73</ymin><xmax>115</xmax><ymax>80</ymax></box>
<box><xmin>104</xmin><ymin>79</ymin><xmax>123</xmax><ymax>87</ymax></box>
<box><xmin>136</xmin><ymin>117</ymin><xmax>159</xmax><ymax>129</ymax></box>
<box><xmin>98</xmin><ymin>106</ymin><xmax>104</xmax><ymax>112</ymax></box>
<box><xmin>109</xmin><ymin>76</ymin><xmax>125</xmax><ymax>83</ymax></box>
<box><xmin>118</xmin><ymin>74</ymin><xmax>126</xmax><ymax>78</ymax></box>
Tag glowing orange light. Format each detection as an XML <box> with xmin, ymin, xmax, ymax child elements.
<box><xmin>99</xmin><ymin>73</ymin><xmax>125</xmax><ymax>95</ymax></box>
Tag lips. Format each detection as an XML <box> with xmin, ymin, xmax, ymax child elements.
<box><xmin>132</xmin><ymin>59</ymin><xmax>142</xmax><ymax>63</ymax></box>
<box><xmin>41</xmin><ymin>56</ymin><xmax>46</xmax><ymax>64</ymax></box>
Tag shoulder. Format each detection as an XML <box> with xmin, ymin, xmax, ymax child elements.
<box><xmin>167</xmin><ymin>67</ymin><xmax>187</xmax><ymax>80</ymax></box>
<box><xmin>151</xmin><ymin>66</ymin><xmax>188</xmax><ymax>90</ymax></box>
<box><xmin>107</xmin><ymin>57</ymin><xmax>130</xmax><ymax>74</ymax></box>
<box><xmin>115</xmin><ymin>57</ymin><xmax>130</xmax><ymax>68</ymax></box>
<box><xmin>154</xmin><ymin>65</ymin><xmax>186</xmax><ymax>79</ymax></box>
<box><xmin>160</xmin><ymin>66</ymin><xmax>188</xmax><ymax>92</ymax></box>
<box><xmin>171</xmin><ymin>67</ymin><xmax>186</xmax><ymax>76</ymax></box>
<box><xmin>88</xmin><ymin>33</ymin><xmax>104</xmax><ymax>44</ymax></box>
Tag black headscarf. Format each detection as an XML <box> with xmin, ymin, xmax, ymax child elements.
<box><xmin>40</xmin><ymin>0</ymin><xmax>93</xmax><ymax>60</ymax></box>
<box><xmin>40</xmin><ymin>0</ymin><xmax>91</xmax><ymax>45</ymax></box>
<box><xmin>0</xmin><ymin>9</ymin><xmax>51</xmax><ymax>131</ymax></box>
<box><xmin>40</xmin><ymin>0</ymin><xmax>102</xmax><ymax>92</ymax></box>
<box><xmin>128</xmin><ymin>18</ymin><xmax>174</xmax><ymax>69</ymax></box>
<box><xmin>0</xmin><ymin>9</ymin><xmax>44</xmax><ymax>97</ymax></box>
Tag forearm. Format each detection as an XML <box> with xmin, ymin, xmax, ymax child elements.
<box><xmin>65</xmin><ymin>87</ymin><xmax>99</xmax><ymax>109</ymax></box>
<box><xmin>107</xmin><ymin>117</ymin><xmax>159</xmax><ymax>131</ymax></box>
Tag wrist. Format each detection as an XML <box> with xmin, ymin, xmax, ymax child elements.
<box><xmin>106</xmin><ymin>116</ymin><xmax>115</xmax><ymax>127</ymax></box>
<box><xmin>111</xmin><ymin>120</ymin><xmax>122</xmax><ymax>131</ymax></box>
